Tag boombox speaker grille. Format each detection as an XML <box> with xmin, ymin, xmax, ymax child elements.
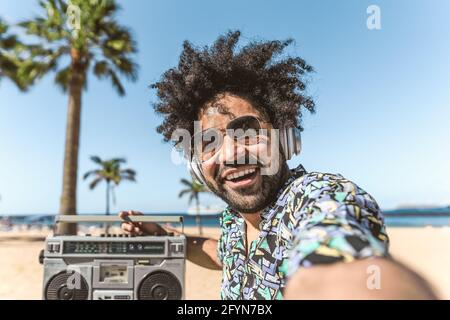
<box><xmin>138</xmin><ymin>271</ymin><xmax>182</xmax><ymax>300</ymax></box>
<box><xmin>45</xmin><ymin>271</ymin><xmax>89</xmax><ymax>300</ymax></box>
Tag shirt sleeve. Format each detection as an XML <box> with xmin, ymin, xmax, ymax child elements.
<box><xmin>287</xmin><ymin>173</ymin><xmax>389</xmax><ymax>278</ymax></box>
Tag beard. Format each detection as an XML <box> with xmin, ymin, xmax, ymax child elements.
<box><xmin>204</xmin><ymin>154</ymin><xmax>290</xmax><ymax>214</ymax></box>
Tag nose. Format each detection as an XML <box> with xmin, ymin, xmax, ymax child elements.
<box><xmin>218</xmin><ymin>135</ymin><xmax>246</xmax><ymax>165</ymax></box>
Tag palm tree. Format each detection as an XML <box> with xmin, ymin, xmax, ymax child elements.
<box><xmin>178</xmin><ymin>179</ymin><xmax>208</xmax><ymax>235</ymax></box>
<box><xmin>0</xmin><ymin>17</ymin><xmax>34</xmax><ymax>90</ymax></box>
<box><xmin>18</xmin><ymin>0</ymin><xmax>138</xmax><ymax>234</ymax></box>
<box><xmin>83</xmin><ymin>156</ymin><xmax>136</xmax><ymax>234</ymax></box>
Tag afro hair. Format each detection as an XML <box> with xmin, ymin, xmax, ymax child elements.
<box><xmin>151</xmin><ymin>30</ymin><xmax>315</xmax><ymax>143</ymax></box>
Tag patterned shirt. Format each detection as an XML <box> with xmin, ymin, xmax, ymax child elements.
<box><xmin>217</xmin><ymin>165</ymin><xmax>389</xmax><ymax>300</ymax></box>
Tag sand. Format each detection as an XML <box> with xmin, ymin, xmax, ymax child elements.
<box><xmin>386</xmin><ymin>227</ymin><xmax>450</xmax><ymax>299</ymax></box>
<box><xmin>0</xmin><ymin>226</ymin><xmax>448</xmax><ymax>300</ymax></box>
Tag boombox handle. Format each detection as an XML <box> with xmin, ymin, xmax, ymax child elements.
<box><xmin>54</xmin><ymin>215</ymin><xmax>184</xmax><ymax>234</ymax></box>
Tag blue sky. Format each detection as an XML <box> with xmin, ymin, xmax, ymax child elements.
<box><xmin>0</xmin><ymin>0</ymin><xmax>449</xmax><ymax>214</ymax></box>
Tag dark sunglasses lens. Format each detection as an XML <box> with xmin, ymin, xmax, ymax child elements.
<box><xmin>227</xmin><ymin>116</ymin><xmax>262</xmax><ymax>143</ymax></box>
<box><xmin>227</xmin><ymin>116</ymin><xmax>261</xmax><ymax>132</ymax></box>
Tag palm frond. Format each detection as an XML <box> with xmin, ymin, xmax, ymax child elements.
<box><xmin>84</xmin><ymin>155</ymin><xmax>136</xmax><ymax>196</ymax></box>
<box><xmin>0</xmin><ymin>18</ymin><xmax>36</xmax><ymax>91</ymax></box>
<box><xmin>93</xmin><ymin>60</ymin><xmax>109</xmax><ymax>77</ymax></box>
<box><xmin>89</xmin><ymin>176</ymin><xmax>103</xmax><ymax>190</ymax></box>
<box><xmin>180</xmin><ymin>178</ymin><xmax>192</xmax><ymax>187</ymax></box>
<box><xmin>110</xmin><ymin>158</ymin><xmax>126</xmax><ymax>164</ymax></box>
<box><xmin>83</xmin><ymin>169</ymin><xmax>99</xmax><ymax>180</ymax></box>
<box><xmin>178</xmin><ymin>189</ymin><xmax>191</xmax><ymax>198</ymax></box>
<box><xmin>120</xmin><ymin>168</ymin><xmax>136</xmax><ymax>176</ymax></box>
<box><xmin>121</xmin><ymin>175</ymin><xmax>136</xmax><ymax>182</ymax></box>
<box><xmin>14</xmin><ymin>0</ymin><xmax>138</xmax><ymax>96</ymax></box>
<box><xmin>108</xmin><ymin>69</ymin><xmax>125</xmax><ymax>96</ymax></box>
<box><xmin>90</xmin><ymin>155</ymin><xmax>103</xmax><ymax>165</ymax></box>
<box><xmin>92</xmin><ymin>59</ymin><xmax>125</xmax><ymax>96</ymax></box>
<box><xmin>54</xmin><ymin>66</ymin><xmax>70</xmax><ymax>91</ymax></box>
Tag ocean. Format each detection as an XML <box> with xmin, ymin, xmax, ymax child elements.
<box><xmin>1</xmin><ymin>207</ymin><xmax>449</xmax><ymax>229</ymax></box>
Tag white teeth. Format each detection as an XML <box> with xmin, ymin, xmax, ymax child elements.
<box><xmin>225</xmin><ymin>168</ymin><xmax>257</xmax><ymax>180</ymax></box>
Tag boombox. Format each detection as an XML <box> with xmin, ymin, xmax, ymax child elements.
<box><xmin>40</xmin><ymin>215</ymin><xmax>186</xmax><ymax>300</ymax></box>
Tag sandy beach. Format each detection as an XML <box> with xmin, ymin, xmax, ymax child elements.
<box><xmin>0</xmin><ymin>226</ymin><xmax>449</xmax><ymax>300</ymax></box>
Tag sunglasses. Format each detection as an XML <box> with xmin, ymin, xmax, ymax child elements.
<box><xmin>191</xmin><ymin>115</ymin><xmax>269</xmax><ymax>162</ymax></box>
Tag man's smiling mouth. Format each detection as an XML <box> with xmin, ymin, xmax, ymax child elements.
<box><xmin>222</xmin><ymin>167</ymin><xmax>260</xmax><ymax>189</ymax></box>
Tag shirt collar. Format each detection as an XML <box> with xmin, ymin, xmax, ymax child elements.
<box><xmin>259</xmin><ymin>164</ymin><xmax>307</xmax><ymax>221</ymax></box>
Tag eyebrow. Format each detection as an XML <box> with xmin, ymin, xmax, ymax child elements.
<box><xmin>202</xmin><ymin>121</ymin><xmax>230</xmax><ymax>132</ymax></box>
<box><xmin>201</xmin><ymin>114</ymin><xmax>267</xmax><ymax>134</ymax></box>
<box><xmin>200</xmin><ymin>107</ymin><xmax>237</xmax><ymax>132</ymax></box>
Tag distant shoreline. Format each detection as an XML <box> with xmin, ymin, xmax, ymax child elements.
<box><xmin>1</xmin><ymin>208</ymin><xmax>450</xmax><ymax>228</ymax></box>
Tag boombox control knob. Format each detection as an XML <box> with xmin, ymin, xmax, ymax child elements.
<box><xmin>38</xmin><ymin>249</ymin><xmax>44</xmax><ymax>265</ymax></box>
<box><xmin>153</xmin><ymin>285</ymin><xmax>169</xmax><ymax>300</ymax></box>
<box><xmin>59</xmin><ymin>287</ymin><xmax>74</xmax><ymax>300</ymax></box>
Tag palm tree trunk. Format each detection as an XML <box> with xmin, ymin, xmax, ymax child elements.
<box><xmin>195</xmin><ymin>196</ymin><xmax>203</xmax><ymax>235</ymax></box>
<box><xmin>106</xmin><ymin>181</ymin><xmax>110</xmax><ymax>215</ymax></box>
<box><xmin>105</xmin><ymin>180</ymin><xmax>110</xmax><ymax>235</ymax></box>
<box><xmin>57</xmin><ymin>49</ymin><xmax>85</xmax><ymax>235</ymax></box>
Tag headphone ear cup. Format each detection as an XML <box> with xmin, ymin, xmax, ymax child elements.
<box><xmin>292</xmin><ymin>128</ymin><xmax>302</xmax><ymax>156</ymax></box>
<box><xmin>279</xmin><ymin>129</ymin><xmax>288</xmax><ymax>160</ymax></box>
<box><xmin>188</xmin><ymin>158</ymin><xmax>206</xmax><ymax>185</ymax></box>
<box><xmin>280</xmin><ymin>128</ymin><xmax>302</xmax><ymax>160</ymax></box>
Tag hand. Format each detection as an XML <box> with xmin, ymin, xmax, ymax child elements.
<box><xmin>119</xmin><ymin>210</ymin><xmax>168</xmax><ymax>236</ymax></box>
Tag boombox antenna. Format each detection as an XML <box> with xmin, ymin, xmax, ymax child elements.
<box><xmin>54</xmin><ymin>215</ymin><xmax>184</xmax><ymax>235</ymax></box>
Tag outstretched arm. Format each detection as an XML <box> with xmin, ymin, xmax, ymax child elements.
<box><xmin>284</xmin><ymin>172</ymin><xmax>437</xmax><ymax>299</ymax></box>
<box><xmin>284</xmin><ymin>257</ymin><xmax>437</xmax><ymax>299</ymax></box>
<box><xmin>186</xmin><ymin>236</ymin><xmax>222</xmax><ymax>270</ymax></box>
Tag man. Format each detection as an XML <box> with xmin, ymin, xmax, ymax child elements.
<box><xmin>120</xmin><ymin>31</ymin><xmax>436</xmax><ymax>299</ymax></box>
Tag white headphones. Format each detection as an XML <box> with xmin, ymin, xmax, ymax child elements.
<box><xmin>186</xmin><ymin>127</ymin><xmax>302</xmax><ymax>185</ymax></box>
